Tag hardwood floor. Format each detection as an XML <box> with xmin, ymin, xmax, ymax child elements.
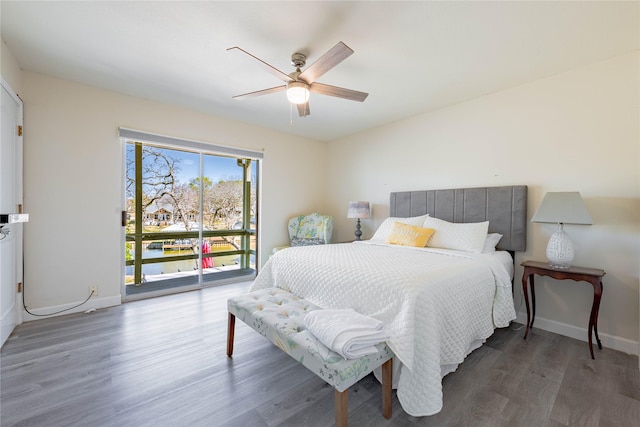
<box><xmin>2</xmin><ymin>282</ymin><xmax>638</xmax><ymax>426</ymax></box>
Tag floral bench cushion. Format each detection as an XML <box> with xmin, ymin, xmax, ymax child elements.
<box><xmin>227</xmin><ymin>287</ymin><xmax>393</xmax><ymax>392</ymax></box>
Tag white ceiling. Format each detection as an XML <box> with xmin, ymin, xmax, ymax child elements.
<box><xmin>2</xmin><ymin>1</ymin><xmax>638</xmax><ymax>142</ymax></box>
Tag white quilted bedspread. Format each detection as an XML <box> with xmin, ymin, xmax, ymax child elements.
<box><xmin>250</xmin><ymin>241</ymin><xmax>516</xmax><ymax>416</ymax></box>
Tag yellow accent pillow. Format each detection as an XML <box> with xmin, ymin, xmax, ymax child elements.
<box><xmin>385</xmin><ymin>222</ymin><xmax>435</xmax><ymax>247</ymax></box>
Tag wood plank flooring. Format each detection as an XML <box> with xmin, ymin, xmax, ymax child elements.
<box><xmin>1</xmin><ymin>282</ymin><xmax>638</xmax><ymax>426</ymax></box>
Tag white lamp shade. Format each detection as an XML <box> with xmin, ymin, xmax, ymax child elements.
<box><xmin>531</xmin><ymin>192</ymin><xmax>592</xmax><ymax>225</ymax></box>
<box><xmin>347</xmin><ymin>201</ymin><xmax>370</xmax><ymax>219</ymax></box>
<box><xmin>286</xmin><ymin>81</ymin><xmax>310</xmax><ymax>104</ymax></box>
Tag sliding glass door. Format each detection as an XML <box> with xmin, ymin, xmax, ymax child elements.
<box><xmin>123</xmin><ymin>138</ymin><xmax>258</xmax><ymax>298</ymax></box>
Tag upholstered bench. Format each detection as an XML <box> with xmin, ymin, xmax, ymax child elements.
<box><xmin>226</xmin><ymin>287</ymin><xmax>393</xmax><ymax>427</ymax></box>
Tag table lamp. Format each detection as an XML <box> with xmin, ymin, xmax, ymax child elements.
<box><xmin>531</xmin><ymin>192</ymin><xmax>592</xmax><ymax>268</ymax></box>
<box><xmin>347</xmin><ymin>201</ymin><xmax>370</xmax><ymax>241</ymax></box>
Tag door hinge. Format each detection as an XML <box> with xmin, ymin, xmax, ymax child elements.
<box><xmin>17</xmin><ymin>282</ymin><xmax>22</xmax><ymax>293</ymax></box>
<box><xmin>17</xmin><ymin>125</ymin><xmax>23</xmax><ymax>136</ymax></box>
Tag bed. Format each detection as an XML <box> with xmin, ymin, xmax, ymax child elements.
<box><xmin>250</xmin><ymin>185</ymin><xmax>527</xmax><ymax>416</ymax></box>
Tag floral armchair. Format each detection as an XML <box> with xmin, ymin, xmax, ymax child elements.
<box><xmin>273</xmin><ymin>213</ymin><xmax>334</xmax><ymax>253</ymax></box>
<box><xmin>288</xmin><ymin>213</ymin><xmax>334</xmax><ymax>246</ymax></box>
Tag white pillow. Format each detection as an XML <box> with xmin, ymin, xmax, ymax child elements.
<box><xmin>371</xmin><ymin>215</ymin><xmax>428</xmax><ymax>241</ymax></box>
<box><xmin>422</xmin><ymin>216</ymin><xmax>489</xmax><ymax>253</ymax></box>
<box><xmin>482</xmin><ymin>233</ymin><xmax>503</xmax><ymax>253</ymax></box>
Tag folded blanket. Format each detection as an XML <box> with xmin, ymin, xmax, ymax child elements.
<box><xmin>304</xmin><ymin>308</ymin><xmax>390</xmax><ymax>360</ymax></box>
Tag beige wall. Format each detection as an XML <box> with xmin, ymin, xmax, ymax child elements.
<box><xmin>20</xmin><ymin>71</ymin><xmax>326</xmax><ymax>313</ymax></box>
<box><xmin>1</xmin><ymin>39</ymin><xmax>22</xmax><ymax>93</ymax></box>
<box><xmin>327</xmin><ymin>52</ymin><xmax>640</xmax><ymax>354</ymax></box>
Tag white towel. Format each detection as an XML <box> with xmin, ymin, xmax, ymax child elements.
<box><xmin>304</xmin><ymin>308</ymin><xmax>390</xmax><ymax>360</ymax></box>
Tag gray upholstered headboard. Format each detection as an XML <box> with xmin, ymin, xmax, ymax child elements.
<box><xmin>390</xmin><ymin>185</ymin><xmax>527</xmax><ymax>252</ymax></box>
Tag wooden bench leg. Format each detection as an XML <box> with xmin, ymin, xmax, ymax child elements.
<box><xmin>335</xmin><ymin>389</ymin><xmax>348</xmax><ymax>427</ymax></box>
<box><xmin>226</xmin><ymin>312</ymin><xmax>235</xmax><ymax>357</ymax></box>
<box><xmin>381</xmin><ymin>358</ymin><xmax>393</xmax><ymax>419</ymax></box>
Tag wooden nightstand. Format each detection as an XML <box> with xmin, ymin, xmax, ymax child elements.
<box><xmin>521</xmin><ymin>260</ymin><xmax>606</xmax><ymax>359</ymax></box>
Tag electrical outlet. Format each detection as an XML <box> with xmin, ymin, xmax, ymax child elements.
<box><xmin>89</xmin><ymin>285</ymin><xmax>98</xmax><ymax>296</ymax></box>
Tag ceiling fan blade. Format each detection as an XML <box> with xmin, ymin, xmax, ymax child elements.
<box><xmin>297</xmin><ymin>102</ymin><xmax>310</xmax><ymax>117</ymax></box>
<box><xmin>298</xmin><ymin>41</ymin><xmax>354</xmax><ymax>84</ymax></box>
<box><xmin>309</xmin><ymin>83</ymin><xmax>368</xmax><ymax>102</ymax></box>
<box><xmin>227</xmin><ymin>46</ymin><xmax>294</xmax><ymax>83</ymax></box>
<box><xmin>232</xmin><ymin>85</ymin><xmax>286</xmax><ymax>100</ymax></box>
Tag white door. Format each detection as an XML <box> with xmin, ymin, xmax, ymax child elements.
<box><xmin>1</xmin><ymin>79</ymin><xmax>24</xmax><ymax>347</ymax></box>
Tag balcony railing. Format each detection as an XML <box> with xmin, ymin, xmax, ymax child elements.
<box><xmin>125</xmin><ymin>228</ymin><xmax>256</xmax><ymax>287</ymax></box>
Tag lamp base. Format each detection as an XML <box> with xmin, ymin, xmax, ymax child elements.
<box><xmin>354</xmin><ymin>219</ymin><xmax>362</xmax><ymax>241</ymax></box>
<box><xmin>546</xmin><ymin>224</ymin><xmax>574</xmax><ymax>269</ymax></box>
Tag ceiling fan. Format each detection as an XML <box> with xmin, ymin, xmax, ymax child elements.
<box><xmin>227</xmin><ymin>41</ymin><xmax>368</xmax><ymax>117</ymax></box>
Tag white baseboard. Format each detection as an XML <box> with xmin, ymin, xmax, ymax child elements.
<box><xmin>515</xmin><ymin>311</ymin><xmax>640</xmax><ymax>358</ymax></box>
<box><xmin>22</xmin><ymin>294</ymin><xmax>121</xmax><ymax>321</ymax></box>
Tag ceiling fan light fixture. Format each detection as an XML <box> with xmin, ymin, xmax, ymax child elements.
<box><xmin>286</xmin><ymin>81</ymin><xmax>310</xmax><ymax>104</ymax></box>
